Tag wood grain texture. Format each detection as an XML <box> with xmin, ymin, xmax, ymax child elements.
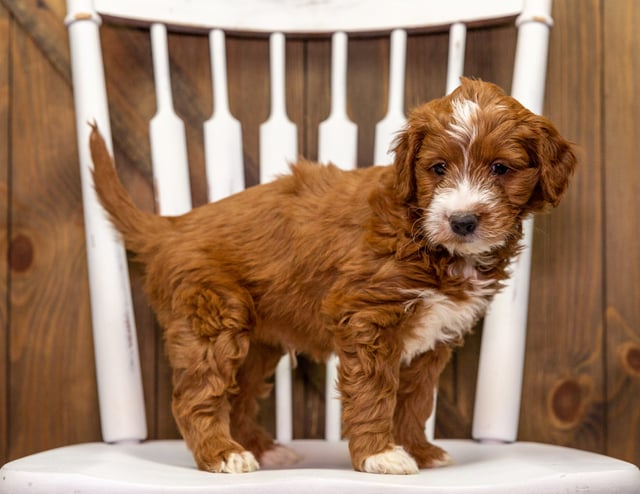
<box><xmin>603</xmin><ymin>0</ymin><xmax>640</xmax><ymax>464</ymax></box>
<box><xmin>521</xmin><ymin>0</ymin><xmax>606</xmax><ymax>453</ymax></box>
<box><xmin>8</xmin><ymin>22</ymin><xmax>100</xmax><ymax>459</ymax></box>
<box><xmin>226</xmin><ymin>36</ymin><xmax>271</xmax><ymax>187</ymax></box>
<box><xmin>0</xmin><ymin>2</ymin><xmax>9</xmax><ymax>464</ymax></box>
<box><xmin>347</xmin><ymin>36</ymin><xmax>388</xmax><ymax>166</ymax></box>
<box><xmin>304</xmin><ymin>37</ymin><xmax>331</xmax><ymax>164</ymax></box>
<box><xmin>2</xmin><ymin>0</ymin><xmax>69</xmax><ymax>79</ymax></box>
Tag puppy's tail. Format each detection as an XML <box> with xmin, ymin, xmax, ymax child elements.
<box><xmin>89</xmin><ymin>123</ymin><xmax>169</xmax><ymax>257</ymax></box>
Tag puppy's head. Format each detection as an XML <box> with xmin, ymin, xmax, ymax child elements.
<box><xmin>394</xmin><ymin>77</ymin><xmax>576</xmax><ymax>256</ymax></box>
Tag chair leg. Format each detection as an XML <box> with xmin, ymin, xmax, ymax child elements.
<box><xmin>394</xmin><ymin>344</ymin><xmax>453</xmax><ymax>469</ymax></box>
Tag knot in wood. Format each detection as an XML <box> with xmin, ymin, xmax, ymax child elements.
<box><xmin>549</xmin><ymin>378</ymin><xmax>585</xmax><ymax>429</ymax></box>
<box><xmin>621</xmin><ymin>343</ymin><xmax>640</xmax><ymax>376</ymax></box>
<box><xmin>9</xmin><ymin>234</ymin><xmax>34</xmax><ymax>272</ymax></box>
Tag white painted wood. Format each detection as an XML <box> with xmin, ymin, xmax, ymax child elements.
<box><xmin>65</xmin><ymin>0</ymin><xmax>147</xmax><ymax>444</ymax></box>
<box><xmin>374</xmin><ymin>29</ymin><xmax>407</xmax><ymax>165</ymax></box>
<box><xmin>473</xmin><ymin>0</ymin><xmax>553</xmax><ymax>444</ymax></box>
<box><xmin>318</xmin><ymin>32</ymin><xmax>357</xmax><ymax>170</ymax></box>
<box><xmin>446</xmin><ymin>23</ymin><xmax>467</xmax><ymax>94</ymax></box>
<box><xmin>424</xmin><ymin>389</ymin><xmax>437</xmax><ymax>442</ymax></box>
<box><xmin>511</xmin><ymin>0</ymin><xmax>554</xmax><ymax>113</ymax></box>
<box><xmin>259</xmin><ymin>32</ymin><xmax>297</xmax><ymax>183</ymax></box>
<box><xmin>4</xmin><ymin>439</ymin><xmax>639</xmax><ymax>492</ymax></box>
<box><xmin>325</xmin><ymin>354</ymin><xmax>341</xmax><ymax>441</ymax></box>
<box><xmin>94</xmin><ymin>0</ymin><xmax>525</xmax><ymax>35</ymax></box>
<box><xmin>149</xmin><ymin>23</ymin><xmax>192</xmax><ymax>215</ymax></box>
<box><xmin>275</xmin><ymin>356</ymin><xmax>293</xmax><ymax>443</ymax></box>
<box><xmin>204</xmin><ymin>29</ymin><xmax>245</xmax><ymax>202</ymax></box>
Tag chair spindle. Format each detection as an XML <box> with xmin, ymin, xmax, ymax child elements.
<box><xmin>446</xmin><ymin>22</ymin><xmax>467</xmax><ymax>94</ymax></box>
<box><xmin>318</xmin><ymin>31</ymin><xmax>357</xmax><ymax>169</ymax></box>
<box><xmin>205</xmin><ymin>29</ymin><xmax>245</xmax><ymax>202</ymax></box>
<box><xmin>65</xmin><ymin>0</ymin><xmax>147</xmax><ymax>443</ymax></box>
<box><xmin>260</xmin><ymin>32</ymin><xmax>298</xmax><ymax>184</ymax></box>
<box><xmin>149</xmin><ymin>23</ymin><xmax>192</xmax><ymax>216</ymax></box>
<box><xmin>374</xmin><ymin>28</ymin><xmax>407</xmax><ymax>165</ymax></box>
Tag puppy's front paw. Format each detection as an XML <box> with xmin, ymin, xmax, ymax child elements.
<box><xmin>259</xmin><ymin>444</ymin><xmax>303</xmax><ymax>468</ymax></box>
<box><xmin>362</xmin><ymin>445</ymin><xmax>419</xmax><ymax>475</ymax></box>
<box><xmin>206</xmin><ymin>450</ymin><xmax>260</xmax><ymax>473</ymax></box>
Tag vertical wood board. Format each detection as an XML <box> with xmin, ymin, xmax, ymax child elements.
<box><xmin>521</xmin><ymin>0</ymin><xmax>605</xmax><ymax>453</ymax></box>
<box><xmin>603</xmin><ymin>0</ymin><xmax>640</xmax><ymax>465</ymax></box>
<box><xmin>0</xmin><ymin>2</ymin><xmax>10</xmax><ymax>466</ymax></box>
<box><xmin>8</xmin><ymin>24</ymin><xmax>100</xmax><ymax>459</ymax></box>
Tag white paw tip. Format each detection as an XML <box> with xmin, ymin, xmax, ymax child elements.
<box><xmin>362</xmin><ymin>446</ymin><xmax>419</xmax><ymax>475</ymax></box>
<box><xmin>430</xmin><ymin>451</ymin><xmax>453</xmax><ymax>468</ymax></box>
<box><xmin>260</xmin><ymin>444</ymin><xmax>303</xmax><ymax>468</ymax></box>
<box><xmin>218</xmin><ymin>451</ymin><xmax>260</xmax><ymax>473</ymax></box>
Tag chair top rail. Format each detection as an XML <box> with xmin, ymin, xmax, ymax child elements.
<box><xmin>88</xmin><ymin>0</ymin><xmax>524</xmax><ymax>35</ymax></box>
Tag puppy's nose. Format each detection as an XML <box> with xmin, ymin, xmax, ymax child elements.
<box><xmin>449</xmin><ymin>213</ymin><xmax>479</xmax><ymax>236</ymax></box>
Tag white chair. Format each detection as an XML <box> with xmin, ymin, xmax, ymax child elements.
<box><xmin>1</xmin><ymin>0</ymin><xmax>639</xmax><ymax>492</ymax></box>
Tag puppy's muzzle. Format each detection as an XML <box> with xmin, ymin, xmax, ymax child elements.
<box><xmin>449</xmin><ymin>212</ymin><xmax>479</xmax><ymax>236</ymax></box>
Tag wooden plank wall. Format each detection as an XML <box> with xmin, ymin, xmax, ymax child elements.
<box><xmin>603</xmin><ymin>0</ymin><xmax>640</xmax><ymax>462</ymax></box>
<box><xmin>0</xmin><ymin>0</ymin><xmax>638</xmax><ymax>468</ymax></box>
<box><xmin>0</xmin><ymin>2</ymin><xmax>8</xmax><ymax>465</ymax></box>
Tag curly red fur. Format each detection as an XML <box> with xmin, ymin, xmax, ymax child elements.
<box><xmin>89</xmin><ymin>78</ymin><xmax>576</xmax><ymax>474</ymax></box>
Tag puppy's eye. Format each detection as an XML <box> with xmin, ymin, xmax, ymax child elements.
<box><xmin>490</xmin><ymin>162</ymin><xmax>510</xmax><ymax>176</ymax></box>
<box><xmin>430</xmin><ymin>162</ymin><xmax>447</xmax><ymax>176</ymax></box>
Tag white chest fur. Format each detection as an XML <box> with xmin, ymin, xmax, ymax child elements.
<box><xmin>401</xmin><ymin>277</ymin><xmax>496</xmax><ymax>364</ymax></box>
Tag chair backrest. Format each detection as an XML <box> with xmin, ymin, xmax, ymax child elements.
<box><xmin>65</xmin><ymin>0</ymin><xmax>553</xmax><ymax>447</ymax></box>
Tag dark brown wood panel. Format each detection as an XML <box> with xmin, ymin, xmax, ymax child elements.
<box><xmin>603</xmin><ymin>0</ymin><xmax>640</xmax><ymax>464</ymax></box>
<box><xmin>0</xmin><ymin>2</ymin><xmax>9</xmax><ymax>464</ymax></box>
<box><xmin>2</xmin><ymin>0</ymin><xmax>70</xmax><ymax>79</ymax></box>
<box><xmin>521</xmin><ymin>0</ymin><xmax>605</xmax><ymax>453</ymax></box>
<box><xmin>8</xmin><ymin>21</ymin><xmax>100</xmax><ymax>459</ymax></box>
<box><xmin>304</xmin><ymin>36</ymin><xmax>331</xmax><ymax>164</ymax></box>
<box><xmin>348</xmin><ymin>36</ymin><xmax>389</xmax><ymax>166</ymax></box>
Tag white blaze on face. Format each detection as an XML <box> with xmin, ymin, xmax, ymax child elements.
<box><xmin>419</xmin><ymin>97</ymin><xmax>502</xmax><ymax>254</ymax></box>
<box><xmin>447</xmin><ymin>98</ymin><xmax>480</xmax><ymax>168</ymax></box>
<box><xmin>431</xmin><ymin>178</ymin><xmax>496</xmax><ymax>215</ymax></box>
<box><xmin>426</xmin><ymin>178</ymin><xmax>497</xmax><ymax>226</ymax></box>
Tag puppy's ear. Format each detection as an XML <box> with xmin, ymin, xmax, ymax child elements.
<box><xmin>393</xmin><ymin>120</ymin><xmax>426</xmax><ymax>204</ymax></box>
<box><xmin>527</xmin><ymin>116</ymin><xmax>577</xmax><ymax>211</ymax></box>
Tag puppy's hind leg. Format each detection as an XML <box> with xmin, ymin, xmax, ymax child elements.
<box><xmin>230</xmin><ymin>342</ymin><xmax>303</xmax><ymax>468</ymax></box>
<box><xmin>165</xmin><ymin>282</ymin><xmax>259</xmax><ymax>473</ymax></box>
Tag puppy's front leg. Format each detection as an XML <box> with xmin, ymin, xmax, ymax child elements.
<box><xmin>336</xmin><ymin>322</ymin><xmax>419</xmax><ymax>474</ymax></box>
<box><xmin>394</xmin><ymin>344</ymin><xmax>453</xmax><ymax>468</ymax></box>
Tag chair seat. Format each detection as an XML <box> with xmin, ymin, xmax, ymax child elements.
<box><xmin>1</xmin><ymin>439</ymin><xmax>638</xmax><ymax>493</ymax></box>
